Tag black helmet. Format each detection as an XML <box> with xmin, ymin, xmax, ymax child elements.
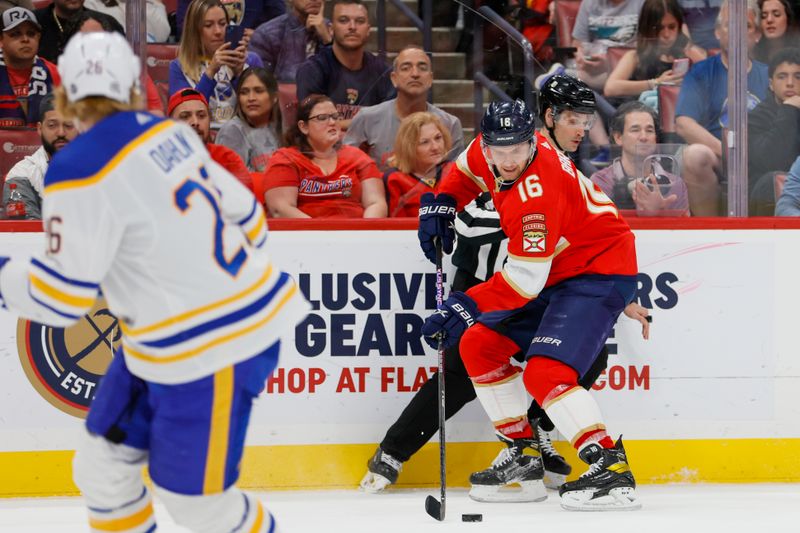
<box><xmin>480</xmin><ymin>99</ymin><xmax>536</xmax><ymax>146</ymax></box>
<box><xmin>538</xmin><ymin>74</ymin><xmax>596</xmax><ymax>121</ymax></box>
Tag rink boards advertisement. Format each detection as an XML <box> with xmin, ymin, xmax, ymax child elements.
<box><xmin>1</xmin><ymin>225</ymin><xmax>799</xmax><ymax>494</ymax></box>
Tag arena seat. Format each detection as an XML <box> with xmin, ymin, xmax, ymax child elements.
<box><xmin>0</xmin><ymin>128</ymin><xmax>40</xmax><ymax>181</ymax></box>
<box><xmin>554</xmin><ymin>0</ymin><xmax>581</xmax><ymax>48</ymax></box>
<box><xmin>657</xmin><ymin>84</ymin><xmax>680</xmax><ymax>135</ymax></box>
<box><xmin>146</xmin><ymin>43</ymin><xmax>178</xmax><ymax>87</ymax></box>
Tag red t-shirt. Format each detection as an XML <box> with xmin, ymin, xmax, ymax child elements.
<box><xmin>207</xmin><ymin>143</ymin><xmax>254</xmax><ymax>192</ymax></box>
<box><xmin>439</xmin><ymin>132</ymin><xmax>638</xmax><ymax>312</ymax></box>
<box><xmin>7</xmin><ymin>59</ymin><xmax>61</xmax><ymax>98</ymax></box>
<box><xmin>386</xmin><ymin>161</ymin><xmax>453</xmax><ymax>217</ymax></box>
<box><xmin>260</xmin><ymin>145</ymin><xmax>381</xmax><ymax>218</ymax></box>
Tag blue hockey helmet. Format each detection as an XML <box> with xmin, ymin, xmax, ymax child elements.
<box><xmin>480</xmin><ymin>99</ymin><xmax>536</xmax><ymax>146</ymax></box>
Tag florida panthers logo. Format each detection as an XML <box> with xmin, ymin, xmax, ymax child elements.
<box><xmin>16</xmin><ymin>298</ymin><xmax>120</xmax><ymax>418</ymax></box>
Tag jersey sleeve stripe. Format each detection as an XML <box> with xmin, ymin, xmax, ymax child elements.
<box><xmin>138</xmin><ymin>272</ymin><xmax>291</xmax><ymax>349</ymax></box>
<box><xmin>119</xmin><ymin>264</ymin><xmax>274</xmax><ymax>336</ymax></box>
<box><xmin>237</xmin><ymin>200</ymin><xmax>258</xmax><ymax>226</ymax></box>
<box><xmin>44</xmin><ymin>120</ymin><xmax>175</xmax><ymax>194</ymax></box>
<box><xmin>28</xmin><ymin>292</ymin><xmax>83</xmax><ymax>320</ymax></box>
<box><xmin>203</xmin><ymin>366</ymin><xmax>233</xmax><ymax>494</ymax></box>
<box><xmin>503</xmin><ymin>255</ymin><xmax>552</xmax><ymax>297</ymax></box>
<box><xmin>123</xmin><ymin>282</ymin><xmax>299</xmax><ymax>364</ymax></box>
<box><xmin>31</xmin><ymin>259</ymin><xmax>100</xmax><ymax>289</ymax></box>
<box><xmin>29</xmin><ymin>274</ymin><xmax>97</xmax><ymax>309</ymax></box>
<box><xmin>88</xmin><ymin>501</ymin><xmax>155</xmax><ymax>531</ymax></box>
<box><xmin>500</xmin><ymin>270</ymin><xmax>536</xmax><ymax>299</ymax></box>
<box><xmin>245</xmin><ymin>213</ymin><xmax>266</xmax><ymax>243</ymax></box>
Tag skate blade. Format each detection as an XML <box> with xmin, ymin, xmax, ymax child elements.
<box><xmin>560</xmin><ymin>486</ymin><xmax>642</xmax><ymax>512</ymax></box>
<box><xmin>543</xmin><ymin>472</ymin><xmax>567</xmax><ymax>490</ymax></box>
<box><xmin>359</xmin><ymin>471</ymin><xmax>392</xmax><ymax>493</ymax></box>
<box><xmin>469</xmin><ymin>480</ymin><xmax>547</xmax><ymax>503</ymax></box>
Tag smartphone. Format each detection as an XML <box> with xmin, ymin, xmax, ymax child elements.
<box><xmin>225</xmin><ymin>24</ymin><xmax>245</xmax><ymax>48</ymax></box>
<box><xmin>672</xmin><ymin>58</ymin><xmax>690</xmax><ymax>76</ymax></box>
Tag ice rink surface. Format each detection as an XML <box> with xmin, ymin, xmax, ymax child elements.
<box><xmin>1</xmin><ymin>484</ymin><xmax>799</xmax><ymax>532</ymax></box>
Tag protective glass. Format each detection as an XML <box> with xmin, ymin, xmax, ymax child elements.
<box><xmin>553</xmin><ymin>110</ymin><xmax>596</xmax><ymax>130</ymax></box>
<box><xmin>482</xmin><ymin>141</ymin><xmax>535</xmax><ymax>167</ymax></box>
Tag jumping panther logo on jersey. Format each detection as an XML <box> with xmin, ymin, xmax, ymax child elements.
<box><xmin>16</xmin><ymin>298</ymin><xmax>120</xmax><ymax>418</ymax></box>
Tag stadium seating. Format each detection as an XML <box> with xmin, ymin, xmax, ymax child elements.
<box><xmin>0</xmin><ymin>128</ymin><xmax>40</xmax><ymax>194</ymax></box>
<box><xmin>146</xmin><ymin>43</ymin><xmax>179</xmax><ymax>110</ymax></box>
<box><xmin>657</xmin><ymin>84</ymin><xmax>680</xmax><ymax>135</ymax></box>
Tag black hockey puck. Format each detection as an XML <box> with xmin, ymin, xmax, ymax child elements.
<box><xmin>462</xmin><ymin>514</ymin><xmax>483</xmax><ymax>522</ymax></box>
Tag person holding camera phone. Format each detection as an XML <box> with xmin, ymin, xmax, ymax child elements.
<box><xmin>169</xmin><ymin>0</ymin><xmax>263</xmax><ymax>129</ymax></box>
<box><xmin>591</xmin><ymin>101</ymin><xmax>690</xmax><ymax>216</ymax></box>
<box><xmin>605</xmin><ymin>0</ymin><xmax>706</xmax><ymax>103</ymax></box>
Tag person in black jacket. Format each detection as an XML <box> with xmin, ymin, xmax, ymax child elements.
<box><xmin>748</xmin><ymin>47</ymin><xmax>800</xmax><ymax>214</ymax></box>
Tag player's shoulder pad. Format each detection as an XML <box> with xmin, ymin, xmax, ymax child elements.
<box><xmin>45</xmin><ymin>111</ymin><xmax>173</xmax><ymax>193</ymax></box>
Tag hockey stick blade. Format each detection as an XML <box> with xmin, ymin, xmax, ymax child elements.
<box><xmin>425</xmin><ymin>495</ymin><xmax>444</xmax><ymax>521</ymax></box>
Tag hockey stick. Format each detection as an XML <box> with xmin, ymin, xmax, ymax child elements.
<box><xmin>425</xmin><ymin>238</ymin><xmax>446</xmax><ymax>521</ymax></box>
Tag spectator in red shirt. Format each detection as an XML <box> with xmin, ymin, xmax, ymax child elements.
<box><xmin>0</xmin><ymin>7</ymin><xmax>60</xmax><ymax>128</ymax></box>
<box><xmin>260</xmin><ymin>94</ymin><xmax>386</xmax><ymax>218</ymax></box>
<box><xmin>384</xmin><ymin>112</ymin><xmax>453</xmax><ymax>217</ymax></box>
<box><xmin>167</xmin><ymin>88</ymin><xmax>255</xmax><ymax>192</ymax></box>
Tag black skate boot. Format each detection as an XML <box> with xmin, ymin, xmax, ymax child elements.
<box><xmin>559</xmin><ymin>437</ymin><xmax>641</xmax><ymax>511</ymax></box>
<box><xmin>359</xmin><ymin>447</ymin><xmax>402</xmax><ymax>493</ymax></box>
<box><xmin>468</xmin><ymin>433</ymin><xmax>547</xmax><ymax>503</ymax></box>
<box><xmin>532</xmin><ymin>420</ymin><xmax>571</xmax><ymax>489</ymax></box>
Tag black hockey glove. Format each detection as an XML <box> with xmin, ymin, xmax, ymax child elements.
<box><xmin>418</xmin><ymin>192</ymin><xmax>457</xmax><ymax>264</ymax></box>
<box><xmin>421</xmin><ymin>291</ymin><xmax>479</xmax><ymax>350</ymax></box>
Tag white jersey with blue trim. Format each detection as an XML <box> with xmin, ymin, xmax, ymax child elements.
<box><xmin>0</xmin><ymin>111</ymin><xmax>310</xmax><ymax>384</ymax></box>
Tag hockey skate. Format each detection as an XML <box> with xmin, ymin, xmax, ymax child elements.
<box><xmin>359</xmin><ymin>447</ymin><xmax>402</xmax><ymax>493</ymax></box>
<box><xmin>468</xmin><ymin>433</ymin><xmax>547</xmax><ymax>503</ymax></box>
<box><xmin>559</xmin><ymin>437</ymin><xmax>641</xmax><ymax>511</ymax></box>
<box><xmin>532</xmin><ymin>421</ymin><xmax>571</xmax><ymax>489</ymax></box>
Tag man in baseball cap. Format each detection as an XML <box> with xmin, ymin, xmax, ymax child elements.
<box><xmin>0</xmin><ymin>6</ymin><xmax>59</xmax><ymax>127</ymax></box>
<box><xmin>168</xmin><ymin>88</ymin><xmax>255</xmax><ymax>192</ymax></box>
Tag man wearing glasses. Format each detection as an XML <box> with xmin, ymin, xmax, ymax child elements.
<box><xmin>343</xmin><ymin>45</ymin><xmax>463</xmax><ymax>171</ymax></box>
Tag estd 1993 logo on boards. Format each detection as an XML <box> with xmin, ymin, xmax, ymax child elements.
<box><xmin>16</xmin><ymin>298</ymin><xmax>120</xmax><ymax>418</ymax></box>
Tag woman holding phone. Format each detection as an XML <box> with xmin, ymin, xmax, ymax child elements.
<box><xmin>604</xmin><ymin>0</ymin><xmax>706</xmax><ymax>101</ymax></box>
<box><xmin>169</xmin><ymin>0</ymin><xmax>263</xmax><ymax>129</ymax></box>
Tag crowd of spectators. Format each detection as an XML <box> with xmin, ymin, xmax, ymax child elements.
<box><xmin>3</xmin><ymin>0</ymin><xmax>800</xmax><ymax>218</ymax></box>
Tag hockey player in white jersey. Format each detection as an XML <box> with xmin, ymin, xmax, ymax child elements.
<box><xmin>0</xmin><ymin>32</ymin><xmax>309</xmax><ymax>533</ymax></box>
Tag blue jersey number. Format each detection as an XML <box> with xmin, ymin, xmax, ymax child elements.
<box><xmin>174</xmin><ymin>167</ymin><xmax>247</xmax><ymax>277</ymax></box>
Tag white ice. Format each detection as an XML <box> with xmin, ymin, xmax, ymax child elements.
<box><xmin>1</xmin><ymin>484</ymin><xmax>798</xmax><ymax>532</ymax></box>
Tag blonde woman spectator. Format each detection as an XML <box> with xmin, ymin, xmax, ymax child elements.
<box><xmin>84</xmin><ymin>0</ymin><xmax>170</xmax><ymax>42</ymax></box>
<box><xmin>260</xmin><ymin>94</ymin><xmax>387</xmax><ymax>218</ymax></box>
<box><xmin>605</xmin><ymin>0</ymin><xmax>706</xmax><ymax>100</ymax></box>
<box><xmin>216</xmin><ymin>67</ymin><xmax>282</xmax><ymax>172</ymax></box>
<box><xmin>384</xmin><ymin>112</ymin><xmax>453</xmax><ymax>217</ymax></box>
<box><xmin>169</xmin><ymin>0</ymin><xmax>263</xmax><ymax>128</ymax></box>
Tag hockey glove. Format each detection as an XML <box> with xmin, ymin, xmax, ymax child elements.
<box><xmin>418</xmin><ymin>192</ymin><xmax>457</xmax><ymax>264</ymax></box>
<box><xmin>421</xmin><ymin>291</ymin><xmax>479</xmax><ymax>350</ymax></box>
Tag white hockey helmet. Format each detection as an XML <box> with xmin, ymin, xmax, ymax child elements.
<box><xmin>58</xmin><ymin>32</ymin><xmax>141</xmax><ymax>104</ymax></box>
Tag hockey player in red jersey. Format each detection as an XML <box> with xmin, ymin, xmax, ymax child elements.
<box><xmin>417</xmin><ymin>86</ymin><xmax>641</xmax><ymax>511</ymax></box>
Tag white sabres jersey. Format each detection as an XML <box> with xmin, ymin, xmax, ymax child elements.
<box><xmin>0</xmin><ymin>111</ymin><xmax>310</xmax><ymax>384</ymax></box>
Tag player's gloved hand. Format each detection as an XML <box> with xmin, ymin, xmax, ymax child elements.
<box><xmin>418</xmin><ymin>192</ymin><xmax>457</xmax><ymax>264</ymax></box>
<box><xmin>421</xmin><ymin>291</ymin><xmax>479</xmax><ymax>349</ymax></box>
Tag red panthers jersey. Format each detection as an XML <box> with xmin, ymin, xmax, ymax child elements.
<box><xmin>438</xmin><ymin>132</ymin><xmax>637</xmax><ymax>313</ymax></box>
